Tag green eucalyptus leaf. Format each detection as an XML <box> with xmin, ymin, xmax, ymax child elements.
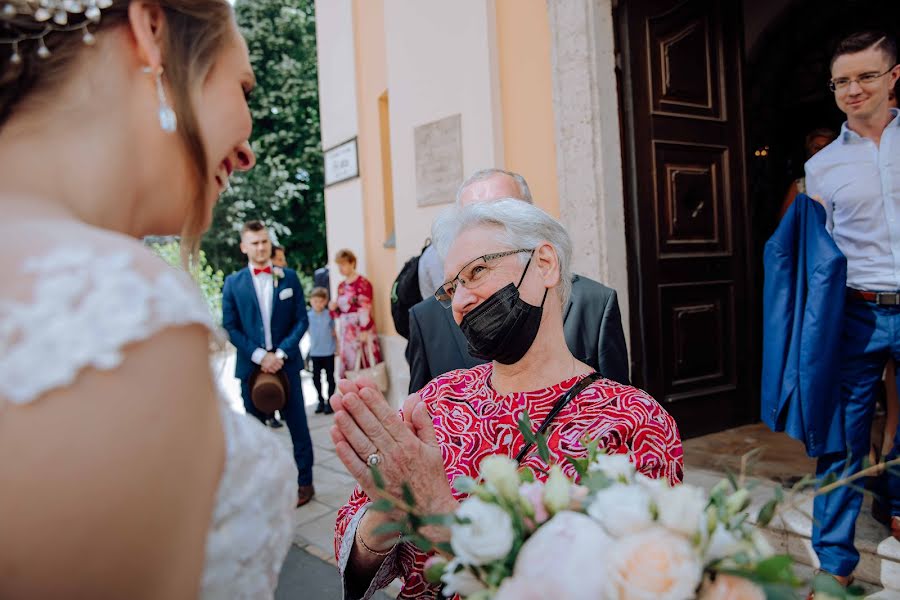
<box><xmin>401</xmin><ymin>483</ymin><xmax>416</xmax><ymax>507</ymax></box>
<box><xmin>370</xmin><ymin>498</ymin><xmax>394</xmax><ymax>513</ymax></box>
<box><xmin>370</xmin><ymin>465</ymin><xmax>385</xmax><ymax>490</ymax></box>
<box><xmin>372</xmin><ymin>522</ymin><xmax>405</xmax><ymax>536</ymax></box>
<box><xmin>757</xmin><ymin>499</ymin><xmax>778</xmax><ymax>527</ymax></box>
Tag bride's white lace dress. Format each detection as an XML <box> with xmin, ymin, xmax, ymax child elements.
<box><xmin>0</xmin><ymin>232</ymin><xmax>297</xmax><ymax>599</ymax></box>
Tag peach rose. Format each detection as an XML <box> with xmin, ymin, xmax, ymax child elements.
<box><xmin>699</xmin><ymin>574</ymin><xmax>766</xmax><ymax>600</ymax></box>
<box><xmin>610</xmin><ymin>526</ymin><xmax>703</xmax><ymax>600</ymax></box>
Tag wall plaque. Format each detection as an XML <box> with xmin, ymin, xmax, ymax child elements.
<box><xmin>414</xmin><ymin>114</ymin><xmax>463</xmax><ymax>207</ymax></box>
<box><xmin>324</xmin><ymin>137</ymin><xmax>359</xmax><ymax>187</ymax></box>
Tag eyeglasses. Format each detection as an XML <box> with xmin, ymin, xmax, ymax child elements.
<box><xmin>828</xmin><ymin>66</ymin><xmax>897</xmax><ymax>92</ymax></box>
<box><xmin>434</xmin><ymin>248</ymin><xmax>534</xmax><ymax>308</ymax></box>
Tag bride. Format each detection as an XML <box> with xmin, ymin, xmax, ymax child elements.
<box><xmin>0</xmin><ymin>1</ymin><xmax>296</xmax><ymax>597</ymax></box>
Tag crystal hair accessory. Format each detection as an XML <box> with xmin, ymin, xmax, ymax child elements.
<box><xmin>1</xmin><ymin>1</ymin><xmax>112</xmax><ymax>63</ymax></box>
<box><xmin>143</xmin><ymin>65</ymin><xmax>177</xmax><ymax>133</ymax></box>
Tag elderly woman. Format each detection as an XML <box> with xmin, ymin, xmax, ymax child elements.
<box><xmin>331</xmin><ymin>200</ymin><xmax>683</xmax><ymax>599</ymax></box>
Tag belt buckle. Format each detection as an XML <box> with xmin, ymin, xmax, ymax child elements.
<box><xmin>876</xmin><ymin>292</ymin><xmax>900</xmax><ymax>305</ymax></box>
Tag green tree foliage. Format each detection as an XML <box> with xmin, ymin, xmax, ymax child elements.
<box><xmin>149</xmin><ymin>241</ymin><xmax>225</xmax><ymax>323</ymax></box>
<box><xmin>203</xmin><ymin>0</ymin><xmax>325</xmax><ymax>278</ymax></box>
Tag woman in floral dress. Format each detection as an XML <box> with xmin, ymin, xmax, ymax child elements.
<box><xmin>331</xmin><ymin>201</ymin><xmax>682</xmax><ymax>599</ymax></box>
<box><xmin>330</xmin><ymin>249</ymin><xmax>383</xmax><ymax>378</ymax></box>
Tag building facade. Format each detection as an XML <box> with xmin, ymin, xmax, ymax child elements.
<box><xmin>314</xmin><ymin>0</ymin><xmax>899</xmax><ymax>436</ymax></box>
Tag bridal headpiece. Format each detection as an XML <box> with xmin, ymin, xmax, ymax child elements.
<box><xmin>1</xmin><ymin>0</ymin><xmax>113</xmax><ymax>63</ymax></box>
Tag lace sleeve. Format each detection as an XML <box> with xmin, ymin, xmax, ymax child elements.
<box><xmin>0</xmin><ymin>245</ymin><xmax>217</xmax><ymax>405</ymax></box>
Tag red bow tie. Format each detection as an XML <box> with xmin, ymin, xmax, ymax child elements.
<box><xmin>253</xmin><ymin>266</ymin><xmax>272</xmax><ymax>276</ymax></box>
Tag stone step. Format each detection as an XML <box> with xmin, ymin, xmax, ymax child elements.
<box><xmin>685</xmin><ymin>469</ymin><xmax>898</xmax><ymax>595</ymax></box>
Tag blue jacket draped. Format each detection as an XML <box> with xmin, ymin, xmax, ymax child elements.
<box><xmin>761</xmin><ymin>195</ymin><xmax>846</xmax><ymax>457</ymax></box>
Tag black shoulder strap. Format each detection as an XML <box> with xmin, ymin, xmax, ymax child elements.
<box><xmin>515</xmin><ymin>372</ymin><xmax>603</xmax><ymax>464</ymax></box>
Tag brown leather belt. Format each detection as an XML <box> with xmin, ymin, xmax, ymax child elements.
<box><xmin>847</xmin><ymin>288</ymin><xmax>900</xmax><ymax>305</ymax></box>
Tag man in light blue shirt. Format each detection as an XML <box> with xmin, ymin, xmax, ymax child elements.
<box><xmin>804</xmin><ymin>31</ymin><xmax>900</xmax><ymax>590</ymax></box>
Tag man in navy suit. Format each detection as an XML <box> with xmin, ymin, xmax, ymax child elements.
<box><xmin>222</xmin><ymin>221</ymin><xmax>315</xmax><ymax>507</ymax></box>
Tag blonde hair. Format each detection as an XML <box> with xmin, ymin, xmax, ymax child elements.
<box><xmin>0</xmin><ymin>1</ymin><xmax>237</xmax><ymax>264</ymax></box>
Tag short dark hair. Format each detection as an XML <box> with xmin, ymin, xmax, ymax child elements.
<box><xmin>309</xmin><ymin>287</ymin><xmax>329</xmax><ymax>300</ymax></box>
<box><xmin>831</xmin><ymin>31</ymin><xmax>897</xmax><ymax>69</ymax></box>
<box><xmin>241</xmin><ymin>220</ymin><xmax>266</xmax><ymax>235</ymax></box>
<box><xmin>271</xmin><ymin>244</ymin><xmax>284</xmax><ymax>257</ymax></box>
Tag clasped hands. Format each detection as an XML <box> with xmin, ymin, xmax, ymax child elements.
<box><xmin>330</xmin><ymin>378</ymin><xmax>457</xmax><ymax>525</ymax></box>
<box><xmin>260</xmin><ymin>352</ymin><xmax>284</xmax><ymax>374</ymax></box>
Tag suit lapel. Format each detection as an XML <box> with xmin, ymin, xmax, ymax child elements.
<box><xmin>241</xmin><ymin>268</ymin><xmax>264</xmax><ymax>329</ymax></box>
<box><xmin>563</xmin><ymin>275</ymin><xmax>577</xmax><ymax>325</ymax></box>
<box><xmin>443</xmin><ymin>303</ymin><xmax>477</xmax><ymax>366</ymax></box>
<box><xmin>270</xmin><ymin>275</ymin><xmax>282</xmax><ymax>327</ymax></box>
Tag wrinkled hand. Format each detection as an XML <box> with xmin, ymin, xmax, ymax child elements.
<box><xmin>328</xmin><ymin>300</ymin><xmax>338</xmax><ymax>312</ymax></box>
<box><xmin>330</xmin><ymin>378</ymin><xmax>455</xmax><ymax>519</ymax></box>
<box><xmin>261</xmin><ymin>352</ymin><xmax>284</xmax><ymax>374</ymax></box>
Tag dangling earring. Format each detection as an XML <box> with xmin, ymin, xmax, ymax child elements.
<box><xmin>143</xmin><ymin>66</ymin><xmax>177</xmax><ymax>133</ymax></box>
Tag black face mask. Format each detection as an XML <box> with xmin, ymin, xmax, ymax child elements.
<box><xmin>459</xmin><ymin>254</ymin><xmax>548</xmax><ymax>365</ymax></box>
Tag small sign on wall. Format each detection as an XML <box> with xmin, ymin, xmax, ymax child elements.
<box><xmin>415</xmin><ymin>114</ymin><xmax>463</xmax><ymax>207</ymax></box>
<box><xmin>324</xmin><ymin>137</ymin><xmax>359</xmax><ymax>187</ymax></box>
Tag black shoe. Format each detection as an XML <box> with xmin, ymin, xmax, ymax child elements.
<box><xmin>323</xmin><ymin>403</ymin><xmax>334</xmax><ymax>415</ymax></box>
<box><xmin>266</xmin><ymin>417</ymin><xmax>284</xmax><ymax>429</ymax></box>
<box><xmin>315</xmin><ymin>402</ymin><xmax>325</xmax><ymax>414</ymax></box>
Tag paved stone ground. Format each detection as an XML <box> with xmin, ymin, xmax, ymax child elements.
<box><xmin>275</xmin><ymin>545</ymin><xmax>392</xmax><ymax>600</ymax></box>
<box><xmin>216</xmin><ymin>345</ymin><xmax>402</xmax><ymax>598</ymax></box>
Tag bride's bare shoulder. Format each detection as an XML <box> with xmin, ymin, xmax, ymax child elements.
<box><xmin>0</xmin><ymin>218</ymin><xmax>224</xmax><ymax>597</ymax></box>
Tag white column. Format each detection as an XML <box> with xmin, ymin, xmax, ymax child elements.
<box><xmin>546</xmin><ymin>0</ymin><xmax>631</xmax><ymax>345</ymax></box>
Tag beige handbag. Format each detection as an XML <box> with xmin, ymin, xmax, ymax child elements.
<box><xmin>345</xmin><ymin>340</ymin><xmax>389</xmax><ymax>392</ymax></box>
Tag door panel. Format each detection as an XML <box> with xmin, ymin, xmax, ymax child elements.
<box><xmin>618</xmin><ymin>0</ymin><xmax>753</xmax><ymax>438</ymax></box>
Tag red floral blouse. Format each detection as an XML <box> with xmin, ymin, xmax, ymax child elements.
<box><xmin>334</xmin><ymin>364</ymin><xmax>684</xmax><ymax>599</ymax></box>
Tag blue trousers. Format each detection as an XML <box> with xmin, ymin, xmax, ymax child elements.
<box><xmin>241</xmin><ymin>368</ymin><xmax>314</xmax><ymax>486</ymax></box>
<box><xmin>813</xmin><ymin>299</ymin><xmax>900</xmax><ymax>576</ymax></box>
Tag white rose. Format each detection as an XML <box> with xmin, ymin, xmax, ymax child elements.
<box><xmin>451</xmin><ymin>497</ymin><xmax>515</xmax><ymax>565</ymax></box>
<box><xmin>480</xmin><ymin>455</ymin><xmax>521</xmax><ymax>501</ymax></box>
<box><xmin>440</xmin><ymin>559</ymin><xmax>487</xmax><ymax>598</ymax></box>
<box><xmin>705</xmin><ymin>523</ymin><xmax>749</xmax><ymax>563</ymax></box>
<box><xmin>611</xmin><ymin>526</ymin><xmax>703</xmax><ymax>600</ymax></box>
<box><xmin>656</xmin><ymin>483</ymin><xmax>709</xmax><ymax>540</ymax></box>
<box><xmin>493</xmin><ymin>576</ymin><xmax>560</xmax><ymax>600</ymax></box>
<box><xmin>586</xmin><ymin>483</ymin><xmax>654</xmax><ymax>537</ymax></box>
<box><xmin>589</xmin><ymin>452</ymin><xmax>636</xmax><ymax>482</ymax></box>
<box><xmin>542</xmin><ymin>465</ymin><xmax>571</xmax><ymax>514</ymax></box>
<box><xmin>513</xmin><ymin>511</ymin><xmax>612</xmax><ymax>600</ymax></box>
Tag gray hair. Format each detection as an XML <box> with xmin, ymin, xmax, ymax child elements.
<box><xmin>432</xmin><ymin>198</ymin><xmax>573</xmax><ymax>308</ymax></box>
<box><xmin>455</xmin><ymin>168</ymin><xmax>534</xmax><ymax>206</ymax></box>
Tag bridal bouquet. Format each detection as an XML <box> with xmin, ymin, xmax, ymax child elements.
<box><xmin>370</xmin><ymin>418</ymin><xmax>862</xmax><ymax>600</ymax></box>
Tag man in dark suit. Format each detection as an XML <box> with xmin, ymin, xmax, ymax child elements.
<box><xmin>407</xmin><ymin>276</ymin><xmax>628</xmax><ymax>393</ymax></box>
<box><xmin>405</xmin><ymin>169</ymin><xmax>629</xmax><ymax>393</ymax></box>
<box><xmin>222</xmin><ymin>221</ymin><xmax>315</xmax><ymax>507</ymax></box>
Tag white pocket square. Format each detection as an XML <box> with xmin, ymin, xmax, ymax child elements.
<box><xmin>279</xmin><ymin>288</ymin><xmax>294</xmax><ymax>300</ymax></box>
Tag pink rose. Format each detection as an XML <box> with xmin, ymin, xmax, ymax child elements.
<box><xmin>519</xmin><ymin>482</ymin><xmax>549</xmax><ymax>525</ymax></box>
<box><xmin>699</xmin><ymin>574</ymin><xmax>766</xmax><ymax>600</ymax></box>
